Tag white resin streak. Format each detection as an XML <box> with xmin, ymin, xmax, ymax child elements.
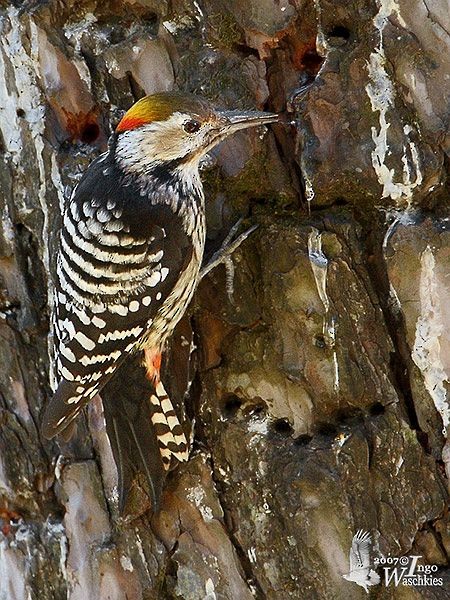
<box><xmin>46</xmin><ymin>520</ymin><xmax>69</xmax><ymax>582</ymax></box>
<box><xmin>411</xmin><ymin>247</ymin><xmax>449</xmax><ymax>435</ymax></box>
<box><xmin>308</xmin><ymin>229</ymin><xmax>329</xmax><ymax>312</ymax></box>
<box><xmin>365</xmin><ymin>0</ymin><xmax>422</xmax><ymax>202</ymax></box>
<box><xmin>308</xmin><ymin>229</ymin><xmax>340</xmax><ymax>392</ymax></box>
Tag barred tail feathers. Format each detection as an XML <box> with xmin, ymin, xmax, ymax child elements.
<box><xmin>149</xmin><ymin>380</ymin><xmax>189</xmax><ymax>470</ymax></box>
<box><xmin>41</xmin><ymin>379</ymin><xmax>94</xmax><ymax>440</ymax></box>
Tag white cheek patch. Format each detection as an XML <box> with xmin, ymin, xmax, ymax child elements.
<box><xmin>115</xmin><ymin>112</ymin><xmax>208</xmax><ymax>170</ymax></box>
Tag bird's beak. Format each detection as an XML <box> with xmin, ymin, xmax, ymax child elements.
<box><xmin>218</xmin><ymin>109</ymin><xmax>279</xmax><ymax>133</ymax></box>
<box><xmin>202</xmin><ymin>109</ymin><xmax>278</xmax><ymax>155</ymax></box>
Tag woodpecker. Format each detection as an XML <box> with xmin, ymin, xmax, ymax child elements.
<box><xmin>41</xmin><ymin>92</ymin><xmax>278</xmax><ymax>478</ymax></box>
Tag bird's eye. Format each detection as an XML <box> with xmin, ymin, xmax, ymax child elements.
<box><xmin>183</xmin><ymin>120</ymin><xmax>201</xmax><ymax>134</ymax></box>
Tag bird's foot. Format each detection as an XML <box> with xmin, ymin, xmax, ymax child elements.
<box><xmin>199</xmin><ymin>218</ymin><xmax>258</xmax><ymax>303</ymax></box>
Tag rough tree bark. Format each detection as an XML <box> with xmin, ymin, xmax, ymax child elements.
<box><xmin>0</xmin><ymin>1</ymin><xmax>449</xmax><ymax>599</ymax></box>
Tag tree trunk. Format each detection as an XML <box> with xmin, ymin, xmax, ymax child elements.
<box><xmin>0</xmin><ymin>1</ymin><xmax>449</xmax><ymax>599</ymax></box>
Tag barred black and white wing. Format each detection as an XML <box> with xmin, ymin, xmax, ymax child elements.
<box><xmin>41</xmin><ymin>152</ymin><xmax>194</xmax><ymax>439</ymax></box>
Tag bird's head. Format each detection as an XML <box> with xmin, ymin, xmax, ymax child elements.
<box><xmin>114</xmin><ymin>92</ymin><xmax>278</xmax><ymax>175</ymax></box>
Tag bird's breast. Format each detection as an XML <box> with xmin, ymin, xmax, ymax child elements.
<box><xmin>140</xmin><ymin>207</ymin><xmax>205</xmax><ymax>351</ymax></box>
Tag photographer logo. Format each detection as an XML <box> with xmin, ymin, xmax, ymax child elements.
<box><xmin>376</xmin><ymin>554</ymin><xmax>443</xmax><ymax>588</ymax></box>
<box><xmin>342</xmin><ymin>530</ymin><xmax>443</xmax><ymax>591</ymax></box>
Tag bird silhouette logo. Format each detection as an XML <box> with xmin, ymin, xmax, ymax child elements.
<box><xmin>342</xmin><ymin>530</ymin><xmax>381</xmax><ymax>593</ymax></box>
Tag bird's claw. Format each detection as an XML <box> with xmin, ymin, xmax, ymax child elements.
<box><xmin>200</xmin><ymin>219</ymin><xmax>258</xmax><ymax>281</ymax></box>
<box><xmin>200</xmin><ymin>220</ymin><xmax>258</xmax><ymax>304</ymax></box>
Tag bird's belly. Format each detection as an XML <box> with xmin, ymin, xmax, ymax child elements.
<box><xmin>140</xmin><ymin>252</ymin><xmax>201</xmax><ymax>351</ymax></box>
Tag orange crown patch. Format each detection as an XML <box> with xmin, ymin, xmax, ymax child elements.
<box><xmin>116</xmin><ymin>92</ymin><xmax>213</xmax><ymax>133</ymax></box>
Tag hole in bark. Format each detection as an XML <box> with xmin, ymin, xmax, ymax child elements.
<box><xmin>294</xmin><ymin>434</ymin><xmax>312</xmax><ymax>446</ymax></box>
<box><xmin>141</xmin><ymin>11</ymin><xmax>158</xmax><ymax>24</ymax></box>
<box><xmin>316</xmin><ymin>422</ymin><xmax>338</xmax><ymax>436</ymax></box>
<box><xmin>271</xmin><ymin>419</ymin><xmax>294</xmax><ymax>436</ymax></box>
<box><xmin>369</xmin><ymin>402</ymin><xmax>385</xmax><ymax>416</ymax></box>
<box><xmin>80</xmin><ymin>123</ymin><xmax>100</xmax><ymax>144</ymax></box>
<box><xmin>314</xmin><ymin>334</ymin><xmax>326</xmax><ymax>348</ymax></box>
<box><xmin>333</xmin><ymin>197</ymin><xmax>348</xmax><ymax>206</ymax></box>
<box><xmin>16</xmin><ymin>108</ymin><xmax>25</xmax><ymax>118</ymax></box>
<box><xmin>291</xmin><ymin>37</ymin><xmax>325</xmax><ymax>76</ymax></box>
<box><xmin>233</xmin><ymin>43</ymin><xmax>259</xmax><ymax>58</ymax></box>
<box><xmin>301</xmin><ymin>49</ymin><xmax>324</xmax><ymax>76</ymax></box>
<box><xmin>222</xmin><ymin>394</ymin><xmax>242</xmax><ymax>418</ymax></box>
<box><xmin>328</xmin><ymin>26</ymin><xmax>351</xmax><ymax>41</ymax></box>
<box><xmin>62</xmin><ymin>107</ymin><xmax>100</xmax><ymax>144</ymax></box>
<box><xmin>336</xmin><ymin>407</ymin><xmax>364</xmax><ymax>424</ymax></box>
